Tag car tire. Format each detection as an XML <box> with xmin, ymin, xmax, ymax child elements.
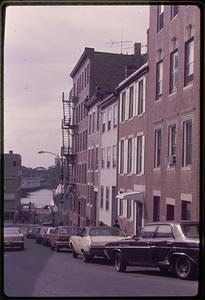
<box><xmin>20</xmin><ymin>245</ymin><xmax>24</xmax><ymax>251</ymax></box>
<box><xmin>72</xmin><ymin>250</ymin><xmax>78</xmax><ymax>259</ymax></box>
<box><xmin>115</xmin><ymin>252</ymin><xmax>127</xmax><ymax>272</ymax></box>
<box><xmin>83</xmin><ymin>252</ymin><xmax>92</xmax><ymax>263</ymax></box>
<box><xmin>55</xmin><ymin>244</ymin><xmax>60</xmax><ymax>252</ymax></box>
<box><xmin>175</xmin><ymin>255</ymin><xmax>196</xmax><ymax>280</ymax></box>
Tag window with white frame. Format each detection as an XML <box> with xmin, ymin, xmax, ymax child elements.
<box><xmin>102</xmin><ymin>111</ymin><xmax>106</xmax><ymax>133</ymax></box>
<box><xmin>154</xmin><ymin>129</ymin><xmax>161</xmax><ymax>168</ymax></box>
<box><xmin>91</xmin><ymin>148</ymin><xmax>94</xmax><ymax>170</ymax></box>
<box><xmin>127</xmin><ymin>200</ymin><xmax>131</xmax><ymax>219</ymax></box>
<box><xmin>105</xmin><ymin>186</ymin><xmax>110</xmax><ymax>210</ymax></box>
<box><xmin>92</xmin><ymin>111</ymin><xmax>95</xmax><ymax>134</ymax></box>
<box><xmin>168</xmin><ymin>124</ymin><xmax>176</xmax><ymax>157</ymax></box>
<box><xmin>100</xmin><ymin>186</ymin><xmax>104</xmax><ymax>208</ymax></box>
<box><xmin>157</xmin><ymin>5</ymin><xmax>164</xmax><ymax>32</ymax></box>
<box><xmin>182</xmin><ymin>120</ymin><xmax>192</xmax><ymax>166</ymax></box>
<box><xmin>184</xmin><ymin>38</ymin><xmax>194</xmax><ymax>86</ymax></box>
<box><xmin>138</xmin><ymin>79</ymin><xmax>144</xmax><ymax>115</ymax></box>
<box><xmin>95</xmin><ymin>147</ymin><xmax>99</xmax><ymax>170</ymax></box>
<box><xmin>88</xmin><ymin>114</ymin><xmax>92</xmax><ymax>135</ymax></box>
<box><xmin>128</xmin><ymin>86</ymin><xmax>134</xmax><ymax>119</ymax></box>
<box><xmin>170</xmin><ymin>49</ymin><xmax>178</xmax><ymax>93</ymax></box>
<box><xmin>121</xmin><ymin>91</ymin><xmax>126</xmax><ymax>122</ymax></box>
<box><xmin>107</xmin><ymin>147</ymin><xmax>111</xmax><ymax>168</ymax></box>
<box><xmin>127</xmin><ymin>138</ymin><xmax>132</xmax><ymax>174</ymax></box>
<box><xmin>96</xmin><ymin>108</ymin><xmax>99</xmax><ymax>132</ymax></box>
<box><xmin>107</xmin><ymin>107</ymin><xmax>112</xmax><ymax>131</ymax></box>
<box><xmin>113</xmin><ymin>104</ymin><xmax>118</xmax><ymax>128</ymax></box>
<box><xmin>101</xmin><ymin>148</ymin><xmax>105</xmax><ymax>168</ymax></box>
<box><xmin>88</xmin><ymin>149</ymin><xmax>91</xmax><ymax>170</ymax></box>
<box><xmin>112</xmin><ymin>145</ymin><xmax>117</xmax><ymax>168</ymax></box>
<box><xmin>120</xmin><ymin>140</ymin><xmax>124</xmax><ymax>174</ymax></box>
<box><xmin>136</xmin><ymin>135</ymin><xmax>143</xmax><ymax>174</ymax></box>
<box><xmin>156</xmin><ymin>60</ymin><xmax>163</xmax><ymax>99</ymax></box>
<box><xmin>170</xmin><ymin>5</ymin><xmax>179</xmax><ymax>20</ymax></box>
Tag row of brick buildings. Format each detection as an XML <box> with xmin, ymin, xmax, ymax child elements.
<box><xmin>60</xmin><ymin>5</ymin><xmax>200</xmax><ymax>235</ymax></box>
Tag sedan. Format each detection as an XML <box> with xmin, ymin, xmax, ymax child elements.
<box><xmin>69</xmin><ymin>226</ymin><xmax>128</xmax><ymax>263</ymax></box>
<box><xmin>104</xmin><ymin>221</ymin><xmax>199</xmax><ymax>280</ymax></box>
<box><xmin>4</xmin><ymin>227</ymin><xmax>25</xmax><ymax>250</ymax></box>
<box><xmin>49</xmin><ymin>226</ymin><xmax>80</xmax><ymax>252</ymax></box>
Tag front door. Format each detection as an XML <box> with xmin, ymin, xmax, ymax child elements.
<box><xmin>136</xmin><ymin>202</ymin><xmax>143</xmax><ymax>234</ymax></box>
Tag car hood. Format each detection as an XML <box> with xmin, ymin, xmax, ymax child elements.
<box><xmin>90</xmin><ymin>236</ymin><xmax>130</xmax><ymax>246</ymax></box>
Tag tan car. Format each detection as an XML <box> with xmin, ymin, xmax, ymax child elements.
<box><xmin>69</xmin><ymin>226</ymin><xmax>128</xmax><ymax>262</ymax></box>
<box><xmin>4</xmin><ymin>227</ymin><xmax>24</xmax><ymax>250</ymax></box>
<box><xmin>49</xmin><ymin>226</ymin><xmax>80</xmax><ymax>252</ymax></box>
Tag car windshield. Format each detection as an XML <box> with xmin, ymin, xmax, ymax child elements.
<box><xmin>59</xmin><ymin>227</ymin><xmax>80</xmax><ymax>235</ymax></box>
<box><xmin>181</xmin><ymin>223</ymin><xmax>199</xmax><ymax>238</ymax></box>
<box><xmin>90</xmin><ymin>227</ymin><xmax>126</xmax><ymax>237</ymax></box>
<box><xmin>4</xmin><ymin>228</ymin><xmax>21</xmax><ymax>235</ymax></box>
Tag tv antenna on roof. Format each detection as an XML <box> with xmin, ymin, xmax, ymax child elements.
<box><xmin>106</xmin><ymin>28</ymin><xmax>132</xmax><ymax>54</ymax></box>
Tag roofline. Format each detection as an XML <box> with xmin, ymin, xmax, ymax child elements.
<box><xmin>70</xmin><ymin>47</ymin><xmax>94</xmax><ymax>78</ymax></box>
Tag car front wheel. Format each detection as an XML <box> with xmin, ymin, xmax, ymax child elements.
<box><xmin>115</xmin><ymin>252</ymin><xmax>127</xmax><ymax>272</ymax></box>
<box><xmin>83</xmin><ymin>252</ymin><xmax>92</xmax><ymax>263</ymax></box>
<box><xmin>175</xmin><ymin>256</ymin><xmax>195</xmax><ymax>280</ymax></box>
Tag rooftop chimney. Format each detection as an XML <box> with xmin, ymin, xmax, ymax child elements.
<box><xmin>134</xmin><ymin>42</ymin><xmax>141</xmax><ymax>56</ymax></box>
<box><xmin>9</xmin><ymin>150</ymin><xmax>13</xmax><ymax>154</ymax></box>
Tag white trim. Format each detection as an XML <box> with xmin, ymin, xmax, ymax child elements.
<box><xmin>153</xmin><ymin>190</ymin><xmax>161</xmax><ymax>197</ymax></box>
<box><xmin>181</xmin><ymin>193</ymin><xmax>192</xmax><ymax>202</ymax></box>
<box><xmin>166</xmin><ymin>197</ymin><xmax>176</xmax><ymax>206</ymax></box>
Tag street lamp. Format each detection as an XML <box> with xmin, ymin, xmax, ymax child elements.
<box><xmin>38</xmin><ymin>150</ymin><xmax>60</xmax><ymax>158</ymax></box>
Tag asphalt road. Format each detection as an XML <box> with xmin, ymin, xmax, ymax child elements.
<box><xmin>4</xmin><ymin>239</ymin><xmax>199</xmax><ymax>297</ymax></box>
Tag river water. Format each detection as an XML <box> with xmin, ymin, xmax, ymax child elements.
<box><xmin>20</xmin><ymin>189</ymin><xmax>54</xmax><ymax>208</ymax></box>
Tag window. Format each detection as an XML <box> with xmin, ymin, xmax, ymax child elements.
<box><xmin>170</xmin><ymin>50</ymin><xmax>178</xmax><ymax>93</ymax></box>
<box><xmin>81</xmin><ymin>102</ymin><xmax>83</xmax><ymax>120</ymax></box>
<box><xmin>156</xmin><ymin>60</ymin><xmax>163</xmax><ymax>99</ymax></box>
<box><xmin>101</xmin><ymin>148</ymin><xmax>105</xmax><ymax>168</ymax></box>
<box><xmin>105</xmin><ymin>186</ymin><xmax>110</xmax><ymax>210</ymax></box>
<box><xmin>119</xmin><ymin>198</ymin><xmax>123</xmax><ymax>216</ymax></box>
<box><xmin>168</xmin><ymin>124</ymin><xmax>176</xmax><ymax>158</ymax></box>
<box><xmin>171</xmin><ymin>5</ymin><xmax>179</xmax><ymax>19</ymax></box>
<box><xmin>13</xmin><ymin>161</ymin><xmax>17</xmax><ymax>167</ymax></box>
<box><xmin>120</xmin><ymin>140</ymin><xmax>124</xmax><ymax>174</ymax></box>
<box><xmin>96</xmin><ymin>108</ymin><xmax>99</xmax><ymax>132</ymax></box>
<box><xmin>84</xmin><ymin>69</ymin><xmax>86</xmax><ymax>87</ymax></box>
<box><xmin>138</xmin><ymin>79</ymin><xmax>144</xmax><ymax>115</ymax></box>
<box><xmin>182</xmin><ymin>120</ymin><xmax>192</xmax><ymax>166</ymax></box>
<box><xmin>156</xmin><ymin>225</ymin><xmax>173</xmax><ymax>238</ymax></box>
<box><xmin>91</xmin><ymin>148</ymin><xmax>94</xmax><ymax>170</ymax></box>
<box><xmin>85</xmin><ymin>130</ymin><xmax>88</xmax><ymax>148</ymax></box>
<box><xmin>153</xmin><ymin>196</ymin><xmax>160</xmax><ymax>222</ymax></box>
<box><xmin>107</xmin><ymin>147</ymin><xmax>111</xmax><ymax>168</ymax></box>
<box><xmin>181</xmin><ymin>200</ymin><xmax>191</xmax><ymax>220</ymax></box>
<box><xmin>136</xmin><ymin>135</ymin><xmax>142</xmax><ymax>174</ymax></box>
<box><xmin>166</xmin><ymin>204</ymin><xmax>175</xmax><ymax>221</ymax></box>
<box><xmin>128</xmin><ymin>86</ymin><xmax>134</xmax><ymax>119</ymax></box>
<box><xmin>88</xmin><ymin>114</ymin><xmax>92</xmax><ymax>135</ymax></box>
<box><xmin>184</xmin><ymin>38</ymin><xmax>194</xmax><ymax>86</ymax></box>
<box><xmin>121</xmin><ymin>91</ymin><xmax>126</xmax><ymax>122</ymax></box>
<box><xmin>127</xmin><ymin>201</ymin><xmax>131</xmax><ymax>219</ymax></box>
<box><xmin>157</xmin><ymin>5</ymin><xmax>164</xmax><ymax>32</ymax></box>
<box><xmin>87</xmin><ymin>64</ymin><xmax>90</xmax><ymax>85</ymax></box>
<box><xmin>154</xmin><ymin>129</ymin><xmax>161</xmax><ymax>168</ymax></box>
<box><xmin>107</xmin><ymin>108</ymin><xmax>112</xmax><ymax>131</ymax></box>
<box><xmin>95</xmin><ymin>147</ymin><xmax>98</xmax><ymax>170</ymax></box>
<box><xmin>100</xmin><ymin>186</ymin><xmax>104</xmax><ymax>208</ymax></box>
<box><xmin>142</xmin><ymin>225</ymin><xmax>157</xmax><ymax>238</ymax></box>
<box><xmin>113</xmin><ymin>104</ymin><xmax>118</xmax><ymax>127</ymax></box>
<box><xmin>92</xmin><ymin>111</ymin><xmax>95</xmax><ymax>134</ymax></box>
<box><xmin>102</xmin><ymin>111</ymin><xmax>106</xmax><ymax>133</ymax></box>
<box><xmin>127</xmin><ymin>138</ymin><xmax>132</xmax><ymax>173</ymax></box>
<box><xmin>88</xmin><ymin>149</ymin><xmax>91</xmax><ymax>170</ymax></box>
<box><xmin>112</xmin><ymin>145</ymin><xmax>117</xmax><ymax>168</ymax></box>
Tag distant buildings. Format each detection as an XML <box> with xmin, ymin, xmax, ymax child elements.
<box><xmin>4</xmin><ymin>150</ymin><xmax>22</xmax><ymax>223</ymax></box>
<box><xmin>61</xmin><ymin>5</ymin><xmax>200</xmax><ymax>234</ymax></box>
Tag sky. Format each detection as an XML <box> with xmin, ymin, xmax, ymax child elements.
<box><xmin>4</xmin><ymin>5</ymin><xmax>149</xmax><ymax>169</ymax></box>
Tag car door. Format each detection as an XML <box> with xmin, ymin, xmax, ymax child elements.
<box><xmin>151</xmin><ymin>224</ymin><xmax>174</xmax><ymax>265</ymax></box>
<box><xmin>125</xmin><ymin>225</ymin><xmax>158</xmax><ymax>266</ymax></box>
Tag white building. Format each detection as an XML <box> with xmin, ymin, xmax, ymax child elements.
<box><xmin>98</xmin><ymin>93</ymin><xmax>118</xmax><ymax>226</ymax></box>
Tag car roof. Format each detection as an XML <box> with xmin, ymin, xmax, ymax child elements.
<box><xmin>145</xmin><ymin>220</ymin><xmax>199</xmax><ymax>226</ymax></box>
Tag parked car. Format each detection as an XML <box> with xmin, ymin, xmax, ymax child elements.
<box><xmin>50</xmin><ymin>226</ymin><xmax>80</xmax><ymax>252</ymax></box>
<box><xmin>69</xmin><ymin>226</ymin><xmax>128</xmax><ymax>262</ymax></box>
<box><xmin>104</xmin><ymin>221</ymin><xmax>199</xmax><ymax>280</ymax></box>
<box><xmin>4</xmin><ymin>227</ymin><xmax>24</xmax><ymax>250</ymax></box>
<box><xmin>35</xmin><ymin>226</ymin><xmax>48</xmax><ymax>244</ymax></box>
<box><xmin>40</xmin><ymin>227</ymin><xmax>55</xmax><ymax>246</ymax></box>
<box><xmin>27</xmin><ymin>226</ymin><xmax>41</xmax><ymax>239</ymax></box>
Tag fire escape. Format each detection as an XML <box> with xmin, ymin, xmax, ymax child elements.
<box><xmin>61</xmin><ymin>90</ymin><xmax>78</xmax><ymax>222</ymax></box>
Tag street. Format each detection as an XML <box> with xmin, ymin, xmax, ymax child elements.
<box><xmin>4</xmin><ymin>239</ymin><xmax>199</xmax><ymax>297</ymax></box>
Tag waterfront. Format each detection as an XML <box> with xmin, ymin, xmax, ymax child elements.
<box><xmin>21</xmin><ymin>189</ymin><xmax>54</xmax><ymax>208</ymax></box>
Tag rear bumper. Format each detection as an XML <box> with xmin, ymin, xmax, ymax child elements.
<box><xmin>4</xmin><ymin>241</ymin><xmax>24</xmax><ymax>248</ymax></box>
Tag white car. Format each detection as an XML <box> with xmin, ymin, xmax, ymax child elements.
<box><xmin>69</xmin><ymin>226</ymin><xmax>128</xmax><ymax>262</ymax></box>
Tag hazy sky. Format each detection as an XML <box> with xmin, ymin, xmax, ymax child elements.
<box><xmin>4</xmin><ymin>5</ymin><xmax>149</xmax><ymax>168</ymax></box>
